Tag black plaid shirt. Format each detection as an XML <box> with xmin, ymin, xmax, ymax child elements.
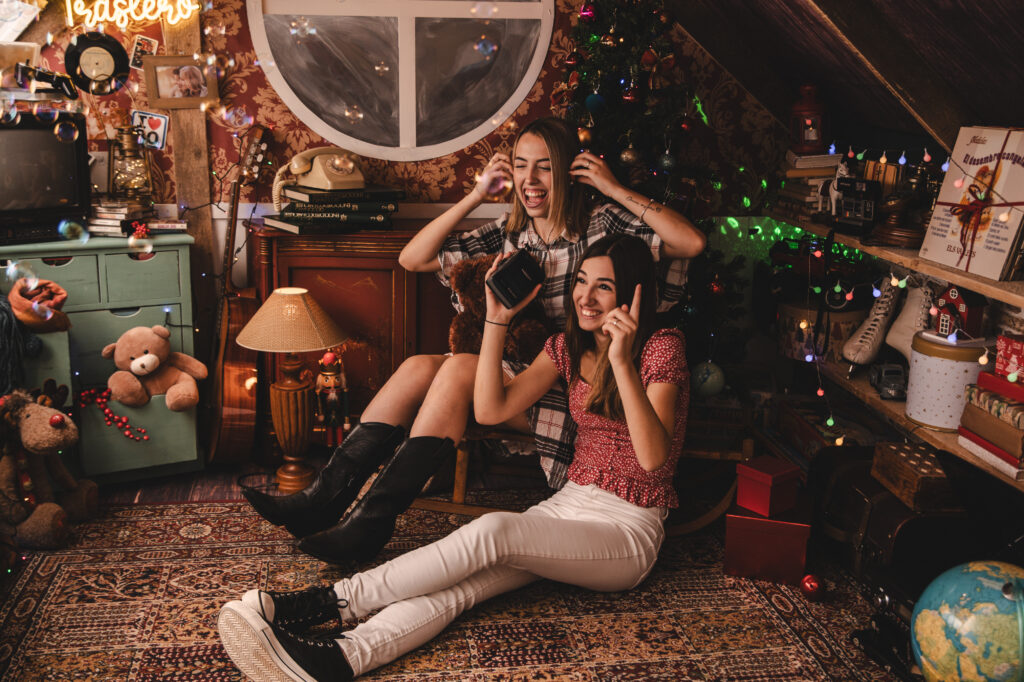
<box><xmin>437</xmin><ymin>203</ymin><xmax>688</xmax><ymax>487</ymax></box>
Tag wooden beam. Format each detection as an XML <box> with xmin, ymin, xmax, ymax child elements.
<box><xmin>17</xmin><ymin>2</ymin><xmax>67</xmax><ymax>45</ymax></box>
<box><xmin>800</xmin><ymin>0</ymin><xmax>975</xmax><ymax>153</ymax></box>
<box><xmin>162</xmin><ymin>16</ymin><xmax>216</xmax><ymax>363</ymax></box>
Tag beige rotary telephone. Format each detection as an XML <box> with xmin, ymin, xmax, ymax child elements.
<box><xmin>272</xmin><ymin>147</ymin><xmax>365</xmax><ymax>211</ymax></box>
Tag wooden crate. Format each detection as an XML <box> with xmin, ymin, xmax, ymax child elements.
<box><xmin>870</xmin><ymin>442</ymin><xmax>962</xmax><ymax>512</ymax></box>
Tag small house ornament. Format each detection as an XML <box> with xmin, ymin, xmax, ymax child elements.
<box><xmin>933</xmin><ymin>285</ymin><xmax>986</xmax><ymax>337</ymax></box>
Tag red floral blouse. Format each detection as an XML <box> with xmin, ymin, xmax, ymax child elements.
<box><xmin>544</xmin><ymin>329</ymin><xmax>689</xmax><ymax>508</ymax></box>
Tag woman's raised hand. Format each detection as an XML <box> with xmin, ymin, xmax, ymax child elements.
<box><xmin>602</xmin><ymin>284</ymin><xmax>641</xmax><ymax>366</ymax></box>
<box><xmin>473</xmin><ymin>152</ymin><xmax>512</xmax><ymax>198</ymax></box>
<box><xmin>483</xmin><ymin>252</ymin><xmax>542</xmax><ymax>325</ymax></box>
<box><xmin>569</xmin><ymin>151</ymin><xmax>619</xmax><ymax>196</ymax></box>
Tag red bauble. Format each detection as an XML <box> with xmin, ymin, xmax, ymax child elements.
<box><xmin>577</xmin><ymin>126</ymin><xmax>593</xmax><ymax>146</ymax></box>
<box><xmin>622</xmin><ymin>86</ymin><xmax>639</xmax><ymax>103</ymax></box>
<box><xmin>708</xmin><ymin>278</ymin><xmax>725</xmax><ymax>295</ymax></box>
<box><xmin>800</xmin><ymin>574</ymin><xmax>824</xmax><ymax>601</ymax></box>
<box><xmin>564</xmin><ymin>51</ymin><xmax>582</xmax><ymax>68</ymax></box>
<box><xmin>578</xmin><ymin>2</ymin><xmax>596</xmax><ymax>22</ymax></box>
<box><xmin>641</xmin><ymin>48</ymin><xmax>658</xmax><ymax>68</ymax></box>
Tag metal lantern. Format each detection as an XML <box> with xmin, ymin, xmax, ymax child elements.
<box><xmin>108</xmin><ymin>126</ymin><xmax>154</xmax><ymax>202</ymax></box>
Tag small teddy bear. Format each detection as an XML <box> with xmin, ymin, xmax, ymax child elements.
<box><xmin>0</xmin><ymin>390</ymin><xmax>98</xmax><ymax>549</ymax></box>
<box><xmin>101</xmin><ymin>325</ymin><xmax>208</xmax><ymax>412</ymax></box>
<box><xmin>448</xmin><ymin>255</ymin><xmax>551</xmax><ymax>363</ymax></box>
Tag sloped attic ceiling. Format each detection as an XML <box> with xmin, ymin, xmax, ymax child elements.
<box><xmin>668</xmin><ymin>0</ymin><xmax>1024</xmax><ymax>153</ymax></box>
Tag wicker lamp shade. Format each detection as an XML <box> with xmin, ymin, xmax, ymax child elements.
<box><xmin>237</xmin><ymin>287</ymin><xmax>346</xmax><ymax>352</ymax></box>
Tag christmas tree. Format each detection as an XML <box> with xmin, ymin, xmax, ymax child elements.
<box><xmin>561</xmin><ymin>0</ymin><xmax>717</xmax><ymax>216</ymax></box>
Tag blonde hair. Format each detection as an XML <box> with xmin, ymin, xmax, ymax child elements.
<box><xmin>505</xmin><ymin>117</ymin><xmax>589</xmax><ymax>239</ymax></box>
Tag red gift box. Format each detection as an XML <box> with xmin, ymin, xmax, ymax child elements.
<box><xmin>996</xmin><ymin>334</ymin><xmax>1024</xmax><ymax>378</ymax></box>
<box><xmin>723</xmin><ymin>500</ymin><xmax>811</xmax><ymax>585</ymax></box>
<box><xmin>736</xmin><ymin>455</ymin><xmax>801</xmax><ymax>517</ymax></box>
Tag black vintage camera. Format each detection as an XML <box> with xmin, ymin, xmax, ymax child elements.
<box><xmin>486</xmin><ymin>250</ymin><xmax>544</xmax><ymax>309</ymax></box>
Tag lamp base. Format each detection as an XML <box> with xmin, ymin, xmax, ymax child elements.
<box><xmin>269</xmin><ymin>353</ymin><xmax>316</xmax><ymax>494</ymax></box>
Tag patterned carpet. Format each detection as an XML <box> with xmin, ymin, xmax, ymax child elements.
<box><xmin>0</xmin><ymin>495</ymin><xmax>897</xmax><ymax>681</ymax></box>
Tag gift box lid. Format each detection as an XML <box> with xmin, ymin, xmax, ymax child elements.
<box><xmin>726</xmin><ymin>499</ymin><xmax>812</xmax><ymax>534</ymax></box>
<box><xmin>736</xmin><ymin>455</ymin><xmax>801</xmax><ymax>485</ymax></box>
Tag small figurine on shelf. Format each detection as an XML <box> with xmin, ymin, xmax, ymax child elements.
<box><xmin>315</xmin><ymin>351</ymin><xmax>349</xmax><ymax>448</ymax></box>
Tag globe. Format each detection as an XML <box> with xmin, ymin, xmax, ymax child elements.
<box><xmin>691</xmin><ymin>360</ymin><xmax>725</xmax><ymax>397</ymax></box>
<box><xmin>911</xmin><ymin>561</ymin><xmax>1024</xmax><ymax>681</ymax></box>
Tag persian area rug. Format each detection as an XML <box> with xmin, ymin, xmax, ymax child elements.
<box><xmin>0</xmin><ymin>496</ymin><xmax>895</xmax><ymax>681</ymax></box>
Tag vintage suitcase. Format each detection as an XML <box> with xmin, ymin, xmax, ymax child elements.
<box><xmin>870</xmin><ymin>442</ymin><xmax>963</xmax><ymax>513</ymax></box>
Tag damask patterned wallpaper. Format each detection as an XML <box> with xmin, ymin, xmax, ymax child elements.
<box><xmin>36</xmin><ymin>0</ymin><xmax>787</xmax><ymax>215</ymax></box>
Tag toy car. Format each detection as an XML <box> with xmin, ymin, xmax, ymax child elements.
<box><xmin>868</xmin><ymin>363</ymin><xmax>907</xmax><ymax>401</ymax></box>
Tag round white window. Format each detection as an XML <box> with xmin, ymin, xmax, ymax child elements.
<box><xmin>247</xmin><ymin>0</ymin><xmax>554</xmax><ymax>161</ymax></box>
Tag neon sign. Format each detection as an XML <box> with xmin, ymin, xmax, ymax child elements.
<box><xmin>65</xmin><ymin>0</ymin><xmax>200</xmax><ymax>28</ymax></box>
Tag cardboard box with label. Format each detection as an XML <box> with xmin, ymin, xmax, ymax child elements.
<box><xmin>918</xmin><ymin>126</ymin><xmax>1024</xmax><ymax>280</ymax></box>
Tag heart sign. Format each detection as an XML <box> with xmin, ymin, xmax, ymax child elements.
<box><xmin>130</xmin><ymin>110</ymin><xmax>169</xmax><ymax>150</ymax></box>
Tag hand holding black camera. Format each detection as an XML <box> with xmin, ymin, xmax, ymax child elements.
<box><xmin>484</xmin><ymin>251</ymin><xmax>544</xmax><ymax>321</ymax></box>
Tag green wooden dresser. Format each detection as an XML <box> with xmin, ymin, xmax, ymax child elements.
<box><xmin>0</xmin><ymin>236</ymin><xmax>202</xmax><ymax>480</ymax></box>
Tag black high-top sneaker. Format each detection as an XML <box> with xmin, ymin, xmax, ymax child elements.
<box><xmin>241</xmin><ymin>586</ymin><xmax>348</xmax><ymax>632</ymax></box>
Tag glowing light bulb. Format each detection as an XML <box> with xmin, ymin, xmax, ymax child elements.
<box><xmin>845</xmin><ymin>291</ymin><xmax>854</xmax><ymax>301</ymax></box>
<box><xmin>835</xmin><ymin>436</ymin><xmax>844</xmax><ymax>446</ymax></box>
<box><xmin>890</xmin><ymin>275</ymin><xmax>899</xmax><ymax>287</ymax></box>
<box><xmin>954</xmin><ymin>176</ymin><xmax>965</xmax><ymax>188</ymax></box>
<box><xmin>923</xmin><ymin>148</ymin><xmax>932</xmax><ymax>163</ymax></box>
<box><xmin>947</xmin><ymin>331</ymin><xmax>958</xmax><ymax>343</ymax></box>
<box><xmin>898</xmin><ymin>151</ymin><xmax>906</xmax><ymax>165</ymax></box>
<box><xmin>1000</xmin><ymin>211</ymin><xmax>1011</xmax><ymax>222</ymax></box>
<box><xmin>813</xmin><ymin>250</ymin><xmax>823</xmax><ymax>258</ymax></box>
<box><xmin>799</xmin><ymin>320</ymin><xmax>809</xmax><ymax>330</ymax></box>
<box><xmin>872</xmin><ymin>286</ymin><xmax>881</xmax><ymax>298</ymax></box>
<box><xmin>828</xmin><ymin>141</ymin><xmax>836</xmax><ymax>154</ymax></box>
<box><xmin>833</xmin><ymin>283</ymin><xmax>842</xmax><ymax>293</ymax></box>
<box><xmin>929</xmin><ymin>305</ymin><xmax>938</xmax><ymax>316</ymax></box>
<box><xmin>898</xmin><ymin>277</ymin><xmax>908</xmax><ymax>288</ymax></box>
<box><xmin>804</xmin><ymin>353</ymin><xmax>814</xmax><ymax>363</ymax></box>
<box><xmin>942</xmin><ymin>157</ymin><xmax>950</xmax><ymax>172</ymax></box>
<box><xmin>979</xmin><ymin>352</ymin><xmax>989</xmax><ymax>365</ymax></box>
<box><xmin>1009</xmin><ymin>372</ymin><xmax>1019</xmax><ymax>383</ymax></box>
<box><xmin>857</xmin><ymin>149</ymin><xmax>866</xmax><ymax>161</ymax></box>
<box><xmin>879</xmin><ymin>151</ymin><xmax>888</xmax><ymax>164</ymax></box>
<box><xmin>847</xmin><ymin>145</ymin><xmax>855</xmax><ymax>159</ymax></box>
<box><xmin>816</xmin><ymin>388</ymin><xmax>825</xmax><ymax>397</ymax></box>
<box><xmin>826</xmin><ymin>416</ymin><xmax>835</xmax><ymax>427</ymax></box>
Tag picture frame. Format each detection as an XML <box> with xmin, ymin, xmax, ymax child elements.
<box><xmin>142</xmin><ymin>55</ymin><xmax>217</xmax><ymax>109</ymax></box>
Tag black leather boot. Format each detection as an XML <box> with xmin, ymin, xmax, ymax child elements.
<box><xmin>242</xmin><ymin>422</ymin><xmax>405</xmax><ymax>538</ymax></box>
<box><xmin>297</xmin><ymin>436</ymin><xmax>456</xmax><ymax>563</ymax></box>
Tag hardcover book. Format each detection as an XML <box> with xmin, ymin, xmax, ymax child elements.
<box><xmin>978</xmin><ymin>370</ymin><xmax>1024</xmax><ymax>404</ymax></box>
<box><xmin>785</xmin><ymin>149</ymin><xmax>842</xmax><ymax>169</ymax></box>
<box><xmin>919</xmin><ymin>126</ymin><xmax>1024</xmax><ymax>280</ymax></box>
<box><xmin>957</xmin><ymin>427</ymin><xmax>1024</xmax><ymax>480</ymax></box>
<box><xmin>281</xmin><ymin>184</ymin><xmax>406</xmax><ymax>204</ymax></box>
<box><xmin>959</xmin><ymin>402</ymin><xmax>1024</xmax><ymax>458</ymax></box>
<box><xmin>282</xmin><ymin>201</ymin><xmax>399</xmax><ymax>215</ymax></box>
<box><xmin>963</xmin><ymin>384</ymin><xmax>1024</xmax><ymax>429</ymax></box>
<box><xmin>263</xmin><ymin>214</ymin><xmax>392</xmax><ymax>235</ymax></box>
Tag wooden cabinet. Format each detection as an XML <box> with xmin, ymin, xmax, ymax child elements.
<box><xmin>772</xmin><ymin>214</ymin><xmax>1024</xmax><ymax>491</ymax></box>
<box><xmin>248</xmin><ymin>227</ymin><xmax>455</xmax><ymax>419</ymax></box>
<box><xmin>0</xmin><ymin>236</ymin><xmax>201</xmax><ymax>481</ymax></box>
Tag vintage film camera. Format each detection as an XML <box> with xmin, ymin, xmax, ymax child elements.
<box><xmin>486</xmin><ymin>250</ymin><xmax>544</xmax><ymax>309</ymax></box>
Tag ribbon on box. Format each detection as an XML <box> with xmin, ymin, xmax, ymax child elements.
<box><xmin>935</xmin><ymin>129</ymin><xmax>1024</xmax><ymax>271</ymax></box>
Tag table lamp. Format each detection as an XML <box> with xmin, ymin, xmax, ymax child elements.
<box><xmin>236</xmin><ymin>287</ymin><xmax>347</xmax><ymax>493</ymax></box>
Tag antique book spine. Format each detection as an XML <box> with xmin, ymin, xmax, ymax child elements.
<box><xmin>959</xmin><ymin>403</ymin><xmax>1024</xmax><ymax>458</ymax></box>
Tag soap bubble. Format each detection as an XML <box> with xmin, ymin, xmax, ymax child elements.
<box><xmin>127</xmin><ymin>236</ymin><xmax>154</xmax><ymax>255</ymax></box>
<box><xmin>374</xmin><ymin>61</ymin><xmax>390</xmax><ymax>77</ymax></box>
<box><xmin>53</xmin><ymin>121</ymin><xmax>80</xmax><ymax>143</ymax></box>
<box><xmin>221</xmin><ymin>107</ymin><xmax>254</xmax><ymax>128</ymax></box>
<box><xmin>30</xmin><ymin>301</ymin><xmax>54</xmax><ymax>321</ymax></box>
<box><xmin>469</xmin><ymin>2</ymin><xmax>498</xmax><ymax>17</ymax></box>
<box><xmin>343</xmin><ymin>105</ymin><xmax>363</xmax><ymax>124</ymax></box>
<box><xmin>4</xmin><ymin>261</ymin><xmax>38</xmax><ymax>291</ymax></box>
<box><xmin>58</xmin><ymin>219</ymin><xmax>89</xmax><ymax>244</ymax></box>
<box><xmin>474</xmin><ymin>37</ymin><xmax>498</xmax><ymax>59</ymax></box>
<box><xmin>32</xmin><ymin>104</ymin><xmax>59</xmax><ymax>123</ymax></box>
<box><xmin>1</xmin><ymin>107</ymin><xmax>20</xmax><ymax>126</ymax></box>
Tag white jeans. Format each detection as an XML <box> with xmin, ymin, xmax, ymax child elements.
<box><xmin>334</xmin><ymin>481</ymin><xmax>667</xmax><ymax>676</ymax></box>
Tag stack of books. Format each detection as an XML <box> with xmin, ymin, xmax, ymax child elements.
<box><xmin>263</xmin><ymin>185</ymin><xmax>406</xmax><ymax>235</ymax></box>
<box><xmin>774</xmin><ymin>150</ymin><xmax>842</xmax><ymax>224</ymax></box>
<box><xmin>958</xmin><ymin>371</ymin><xmax>1024</xmax><ymax>480</ymax></box>
<box><xmin>88</xmin><ymin>201</ymin><xmax>155</xmax><ymax>237</ymax></box>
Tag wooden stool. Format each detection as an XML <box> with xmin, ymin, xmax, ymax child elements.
<box><xmin>411</xmin><ymin>426</ymin><xmax>539</xmax><ymax>516</ymax></box>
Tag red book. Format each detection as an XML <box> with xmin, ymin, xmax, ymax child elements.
<box><xmin>978</xmin><ymin>371</ymin><xmax>1024</xmax><ymax>403</ymax></box>
<box><xmin>957</xmin><ymin>427</ymin><xmax>1024</xmax><ymax>481</ymax></box>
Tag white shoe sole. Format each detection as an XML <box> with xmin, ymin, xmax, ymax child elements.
<box><xmin>218</xmin><ymin>601</ymin><xmax>315</xmax><ymax>682</ymax></box>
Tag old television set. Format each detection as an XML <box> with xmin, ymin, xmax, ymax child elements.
<box><xmin>0</xmin><ymin>112</ymin><xmax>91</xmax><ymax>245</ymax></box>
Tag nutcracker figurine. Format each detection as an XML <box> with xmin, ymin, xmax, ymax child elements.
<box><xmin>315</xmin><ymin>351</ymin><xmax>349</xmax><ymax>447</ymax></box>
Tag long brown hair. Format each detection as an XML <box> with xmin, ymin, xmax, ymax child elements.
<box><xmin>505</xmin><ymin>117</ymin><xmax>590</xmax><ymax>239</ymax></box>
<box><xmin>565</xmin><ymin>234</ymin><xmax>658</xmax><ymax>420</ymax></box>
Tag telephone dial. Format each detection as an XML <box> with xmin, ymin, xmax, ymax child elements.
<box><xmin>271</xmin><ymin>147</ymin><xmax>365</xmax><ymax>210</ymax></box>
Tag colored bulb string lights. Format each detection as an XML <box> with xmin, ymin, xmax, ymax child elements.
<box><xmin>77</xmin><ymin>388</ymin><xmax>150</xmax><ymax>442</ymax></box>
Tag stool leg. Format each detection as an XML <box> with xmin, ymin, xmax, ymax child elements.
<box><xmin>452</xmin><ymin>444</ymin><xmax>470</xmax><ymax>504</ymax></box>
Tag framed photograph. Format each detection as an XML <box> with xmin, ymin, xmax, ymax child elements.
<box><xmin>142</xmin><ymin>55</ymin><xmax>216</xmax><ymax>109</ymax></box>
<box><xmin>130</xmin><ymin>35</ymin><xmax>158</xmax><ymax>71</ymax></box>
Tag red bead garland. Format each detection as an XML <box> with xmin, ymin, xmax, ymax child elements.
<box><xmin>77</xmin><ymin>388</ymin><xmax>150</xmax><ymax>442</ymax></box>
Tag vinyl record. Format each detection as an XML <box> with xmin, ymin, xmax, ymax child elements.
<box><xmin>64</xmin><ymin>32</ymin><xmax>130</xmax><ymax>96</ymax></box>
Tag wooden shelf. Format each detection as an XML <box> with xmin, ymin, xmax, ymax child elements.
<box><xmin>819</xmin><ymin>361</ymin><xmax>1024</xmax><ymax>492</ymax></box>
<box><xmin>770</xmin><ymin>213</ymin><xmax>1024</xmax><ymax>309</ymax></box>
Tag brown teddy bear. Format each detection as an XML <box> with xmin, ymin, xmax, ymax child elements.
<box><xmin>101</xmin><ymin>325</ymin><xmax>208</xmax><ymax>411</ymax></box>
<box><xmin>448</xmin><ymin>255</ymin><xmax>551</xmax><ymax>363</ymax></box>
<box><xmin>0</xmin><ymin>390</ymin><xmax>98</xmax><ymax>549</ymax></box>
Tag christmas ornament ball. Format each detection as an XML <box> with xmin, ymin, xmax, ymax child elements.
<box><xmin>708</xmin><ymin>278</ymin><xmax>725</xmax><ymax>295</ymax></box>
<box><xmin>800</xmin><ymin>574</ymin><xmax>825</xmax><ymax>601</ymax></box>
<box><xmin>621</xmin><ymin>86</ymin><xmax>639</xmax><ymax>103</ymax></box>
<box><xmin>658</xmin><ymin>152</ymin><xmax>677</xmax><ymax>172</ymax></box>
<box><xmin>563</xmin><ymin>51</ymin><xmax>582</xmax><ymax>67</ymax></box>
<box><xmin>585</xmin><ymin>92</ymin><xmax>606</xmax><ymax>113</ymax></box>
<box><xmin>578</xmin><ymin>2</ymin><xmax>596</xmax><ymax>22</ymax></box>
<box><xmin>577</xmin><ymin>126</ymin><xmax>593</xmax><ymax>146</ymax></box>
<box><xmin>619</xmin><ymin>146</ymin><xmax>640</xmax><ymax>165</ymax></box>
<box><xmin>691</xmin><ymin>361</ymin><xmax>725</xmax><ymax>397</ymax></box>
